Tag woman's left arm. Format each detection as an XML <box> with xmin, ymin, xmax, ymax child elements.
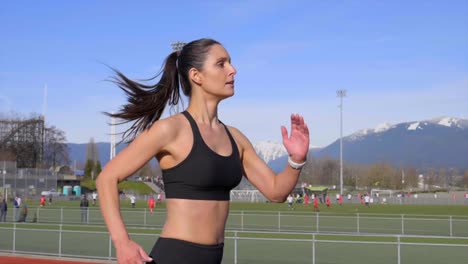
<box><xmin>232</xmin><ymin>114</ymin><xmax>310</xmax><ymax>202</ymax></box>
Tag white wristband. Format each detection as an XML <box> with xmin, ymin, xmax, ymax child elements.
<box><xmin>288</xmin><ymin>157</ymin><xmax>306</xmax><ymax>170</ymax></box>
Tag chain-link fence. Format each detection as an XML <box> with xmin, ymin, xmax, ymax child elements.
<box><xmin>1</xmin><ymin>161</ymin><xmax>57</xmax><ymax>200</ymax></box>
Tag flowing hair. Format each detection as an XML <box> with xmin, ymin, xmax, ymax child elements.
<box><xmin>105</xmin><ymin>38</ymin><xmax>221</xmax><ymax>143</ymax></box>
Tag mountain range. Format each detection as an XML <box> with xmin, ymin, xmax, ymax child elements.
<box><xmin>316</xmin><ymin>117</ymin><xmax>468</xmax><ymax>170</ymax></box>
<box><xmin>67</xmin><ymin>116</ymin><xmax>468</xmax><ymax>171</ymax></box>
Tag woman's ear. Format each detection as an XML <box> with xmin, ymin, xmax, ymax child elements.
<box><xmin>189</xmin><ymin>68</ymin><xmax>202</xmax><ymax>86</ymax></box>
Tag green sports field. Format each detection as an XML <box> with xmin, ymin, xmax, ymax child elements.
<box><xmin>1</xmin><ymin>201</ymin><xmax>467</xmax><ymax>263</ymax></box>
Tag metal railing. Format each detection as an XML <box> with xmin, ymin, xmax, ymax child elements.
<box><xmin>1</xmin><ymin>225</ymin><xmax>467</xmax><ymax>263</ymax></box>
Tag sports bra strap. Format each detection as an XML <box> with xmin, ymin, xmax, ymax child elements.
<box><xmin>182</xmin><ymin>111</ymin><xmax>202</xmax><ymax>145</ymax></box>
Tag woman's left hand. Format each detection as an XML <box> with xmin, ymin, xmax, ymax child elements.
<box><xmin>281</xmin><ymin>114</ymin><xmax>310</xmax><ymax>162</ymax></box>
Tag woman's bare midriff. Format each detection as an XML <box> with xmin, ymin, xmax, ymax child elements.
<box><xmin>160</xmin><ymin>199</ymin><xmax>230</xmax><ymax>245</ymax></box>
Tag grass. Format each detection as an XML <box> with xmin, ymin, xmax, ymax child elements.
<box><xmin>228</xmin><ymin>202</ymin><xmax>468</xmax><ymax>216</ymax></box>
<box><xmin>20</xmin><ymin>200</ymin><xmax>468</xmax><ymax>216</ymax></box>
<box><xmin>80</xmin><ymin>180</ymin><xmax>155</xmax><ymax>195</ymax></box>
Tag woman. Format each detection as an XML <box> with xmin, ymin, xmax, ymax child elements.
<box><xmin>96</xmin><ymin>38</ymin><xmax>310</xmax><ymax>264</ymax></box>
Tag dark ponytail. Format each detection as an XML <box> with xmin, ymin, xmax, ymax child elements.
<box><xmin>105</xmin><ymin>51</ymin><xmax>180</xmax><ymax>142</ymax></box>
<box><xmin>106</xmin><ymin>38</ymin><xmax>221</xmax><ymax>143</ymax></box>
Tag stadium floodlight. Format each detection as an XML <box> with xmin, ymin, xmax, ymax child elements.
<box><xmin>336</xmin><ymin>90</ymin><xmax>347</xmax><ymax>195</ymax></box>
<box><xmin>171</xmin><ymin>41</ymin><xmax>186</xmax><ymax>52</ymax></box>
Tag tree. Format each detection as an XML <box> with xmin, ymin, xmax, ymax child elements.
<box><xmin>138</xmin><ymin>162</ymin><xmax>152</xmax><ymax>176</ymax></box>
<box><xmin>93</xmin><ymin>160</ymin><xmax>102</xmax><ymax>179</ymax></box>
<box><xmin>86</xmin><ymin>137</ymin><xmax>99</xmax><ymax>163</ymax></box>
<box><xmin>319</xmin><ymin>158</ymin><xmax>339</xmax><ymax>185</ymax></box>
<box><xmin>403</xmin><ymin>167</ymin><xmax>419</xmax><ymax>188</ymax></box>
<box><xmin>439</xmin><ymin>168</ymin><xmax>448</xmax><ymax>188</ymax></box>
<box><xmin>463</xmin><ymin>170</ymin><xmax>468</xmax><ymax>188</ymax></box>
<box><xmin>43</xmin><ymin>126</ymin><xmax>70</xmax><ymax>169</ymax></box>
<box><xmin>84</xmin><ymin>159</ymin><xmax>95</xmax><ymax>181</ymax></box>
<box><xmin>425</xmin><ymin>169</ymin><xmax>437</xmax><ymax>191</ymax></box>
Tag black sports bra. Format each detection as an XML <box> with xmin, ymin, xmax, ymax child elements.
<box><xmin>161</xmin><ymin>111</ymin><xmax>242</xmax><ymax>200</ymax></box>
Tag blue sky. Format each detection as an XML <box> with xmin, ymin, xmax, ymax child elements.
<box><xmin>1</xmin><ymin>1</ymin><xmax>467</xmax><ymax>147</ymax></box>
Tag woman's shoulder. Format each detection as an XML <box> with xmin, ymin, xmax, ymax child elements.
<box><xmin>148</xmin><ymin>112</ymin><xmax>187</xmax><ymax>135</ymax></box>
<box><xmin>223</xmin><ymin>124</ymin><xmax>254</xmax><ymax>148</ymax></box>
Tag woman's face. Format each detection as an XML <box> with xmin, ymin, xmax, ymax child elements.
<box><xmin>195</xmin><ymin>44</ymin><xmax>237</xmax><ymax>99</ymax></box>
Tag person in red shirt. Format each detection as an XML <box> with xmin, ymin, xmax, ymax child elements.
<box><xmin>338</xmin><ymin>194</ymin><xmax>343</xmax><ymax>206</ymax></box>
<box><xmin>358</xmin><ymin>193</ymin><xmax>364</xmax><ymax>204</ymax></box>
<box><xmin>304</xmin><ymin>194</ymin><xmax>309</xmax><ymax>205</ymax></box>
<box><xmin>326</xmin><ymin>195</ymin><xmax>331</xmax><ymax>208</ymax></box>
<box><xmin>148</xmin><ymin>196</ymin><xmax>155</xmax><ymax>214</ymax></box>
<box><xmin>313</xmin><ymin>196</ymin><xmax>319</xmax><ymax>212</ymax></box>
<box><xmin>40</xmin><ymin>195</ymin><xmax>46</xmax><ymax>207</ymax></box>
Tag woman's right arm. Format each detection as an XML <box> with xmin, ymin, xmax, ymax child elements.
<box><xmin>96</xmin><ymin>120</ymin><xmax>175</xmax><ymax>263</ymax></box>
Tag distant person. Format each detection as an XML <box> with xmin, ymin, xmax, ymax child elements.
<box><xmin>13</xmin><ymin>196</ymin><xmax>20</xmax><ymax>222</ymax></box>
<box><xmin>326</xmin><ymin>196</ymin><xmax>331</xmax><ymax>208</ymax></box>
<box><xmin>80</xmin><ymin>195</ymin><xmax>89</xmax><ymax>223</ymax></box>
<box><xmin>287</xmin><ymin>194</ymin><xmax>294</xmax><ymax>210</ymax></box>
<box><xmin>92</xmin><ymin>191</ymin><xmax>98</xmax><ymax>206</ymax></box>
<box><xmin>338</xmin><ymin>194</ymin><xmax>343</xmax><ymax>206</ymax></box>
<box><xmin>157</xmin><ymin>193</ymin><xmax>163</xmax><ymax>205</ymax></box>
<box><xmin>40</xmin><ymin>195</ymin><xmax>46</xmax><ymax>207</ymax></box>
<box><xmin>381</xmin><ymin>197</ymin><xmax>387</xmax><ymax>204</ymax></box>
<box><xmin>148</xmin><ymin>196</ymin><xmax>155</xmax><ymax>214</ymax></box>
<box><xmin>0</xmin><ymin>198</ymin><xmax>7</xmax><ymax>222</ymax></box>
<box><xmin>359</xmin><ymin>193</ymin><xmax>364</xmax><ymax>204</ymax></box>
<box><xmin>130</xmin><ymin>195</ymin><xmax>136</xmax><ymax>208</ymax></box>
<box><xmin>364</xmin><ymin>194</ymin><xmax>370</xmax><ymax>207</ymax></box>
<box><xmin>19</xmin><ymin>204</ymin><xmax>28</xmax><ymax>222</ymax></box>
<box><xmin>313</xmin><ymin>196</ymin><xmax>319</xmax><ymax>212</ymax></box>
<box><xmin>304</xmin><ymin>194</ymin><xmax>309</xmax><ymax>205</ymax></box>
<box><xmin>48</xmin><ymin>194</ymin><xmax>53</xmax><ymax>205</ymax></box>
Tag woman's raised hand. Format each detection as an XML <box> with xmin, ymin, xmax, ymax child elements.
<box><xmin>281</xmin><ymin>114</ymin><xmax>310</xmax><ymax>163</ymax></box>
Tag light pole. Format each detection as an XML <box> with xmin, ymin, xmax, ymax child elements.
<box><xmin>2</xmin><ymin>161</ymin><xmax>7</xmax><ymax>200</ymax></box>
<box><xmin>110</xmin><ymin>113</ymin><xmax>116</xmax><ymax>161</ymax></box>
<box><xmin>401</xmin><ymin>169</ymin><xmax>405</xmax><ymax>190</ymax></box>
<box><xmin>337</xmin><ymin>90</ymin><xmax>347</xmax><ymax>195</ymax></box>
<box><xmin>2</xmin><ymin>160</ymin><xmax>5</xmax><ymax>187</ymax></box>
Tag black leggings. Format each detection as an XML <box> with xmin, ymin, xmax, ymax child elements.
<box><xmin>147</xmin><ymin>237</ymin><xmax>224</xmax><ymax>264</ymax></box>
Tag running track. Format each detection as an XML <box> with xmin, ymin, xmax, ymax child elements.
<box><xmin>0</xmin><ymin>255</ymin><xmax>111</xmax><ymax>264</ymax></box>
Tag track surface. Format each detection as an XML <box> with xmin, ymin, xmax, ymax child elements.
<box><xmin>0</xmin><ymin>255</ymin><xmax>111</xmax><ymax>264</ymax></box>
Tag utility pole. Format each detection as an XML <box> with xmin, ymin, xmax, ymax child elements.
<box><xmin>110</xmin><ymin>113</ymin><xmax>116</xmax><ymax>160</ymax></box>
<box><xmin>336</xmin><ymin>90</ymin><xmax>347</xmax><ymax>195</ymax></box>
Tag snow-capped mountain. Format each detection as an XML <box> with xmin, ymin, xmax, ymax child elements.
<box><xmin>347</xmin><ymin>117</ymin><xmax>468</xmax><ymax>142</ymax></box>
<box><xmin>253</xmin><ymin>140</ymin><xmax>323</xmax><ymax>164</ymax></box>
<box><xmin>348</xmin><ymin>122</ymin><xmax>396</xmax><ymax>141</ymax></box>
<box><xmin>254</xmin><ymin>141</ymin><xmax>323</xmax><ymax>173</ymax></box>
<box><xmin>425</xmin><ymin>117</ymin><xmax>468</xmax><ymax>129</ymax></box>
<box><xmin>253</xmin><ymin>141</ymin><xmax>288</xmax><ymax>163</ymax></box>
<box><xmin>317</xmin><ymin>116</ymin><xmax>468</xmax><ymax>170</ymax></box>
